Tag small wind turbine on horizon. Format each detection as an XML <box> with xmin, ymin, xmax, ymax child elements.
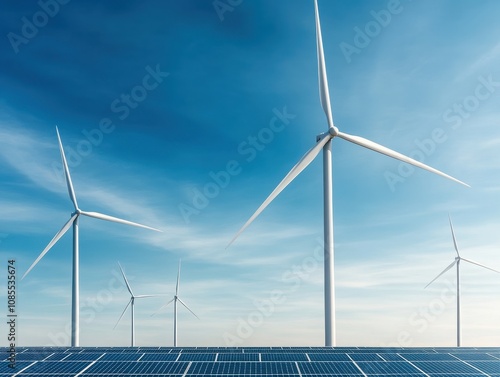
<box><xmin>152</xmin><ymin>260</ymin><xmax>199</xmax><ymax>347</ymax></box>
<box><xmin>425</xmin><ymin>215</ymin><xmax>499</xmax><ymax>347</ymax></box>
<box><xmin>227</xmin><ymin>0</ymin><xmax>469</xmax><ymax>347</ymax></box>
<box><xmin>114</xmin><ymin>262</ymin><xmax>159</xmax><ymax>347</ymax></box>
<box><xmin>21</xmin><ymin>127</ymin><xmax>162</xmax><ymax>347</ymax></box>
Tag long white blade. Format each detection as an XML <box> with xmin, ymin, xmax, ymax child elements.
<box><xmin>113</xmin><ymin>299</ymin><xmax>132</xmax><ymax>329</ymax></box>
<box><xmin>22</xmin><ymin>213</ymin><xmax>78</xmax><ymax>280</ymax></box>
<box><xmin>56</xmin><ymin>127</ymin><xmax>79</xmax><ymax>210</ymax></box>
<box><xmin>337</xmin><ymin>131</ymin><xmax>469</xmax><ymax>187</ymax></box>
<box><xmin>425</xmin><ymin>260</ymin><xmax>457</xmax><ymax>288</ymax></box>
<box><xmin>178</xmin><ymin>297</ymin><xmax>199</xmax><ymax>320</ymax></box>
<box><xmin>227</xmin><ymin>133</ymin><xmax>332</xmax><ymax>248</ymax></box>
<box><xmin>176</xmin><ymin>260</ymin><xmax>181</xmax><ymax>296</ymax></box>
<box><xmin>135</xmin><ymin>294</ymin><xmax>159</xmax><ymax>299</ymax></box>
<box><xmin>461</xmin><ymin>257</ymin><xmax>500</xmax><ymax>274</ymax></box>
<box><xmin>79</xmin><ymin>210</ymin><xmax>162</xmax><ymax>232</ymax></box>
<box><xmin>151</xmin><ymin>298</ymin><xmax>175</xmax><ymax>317</ymax></box>
<box><xmin>448</xmin><ymin>215</ymin><xmax>460</xmax><ymax>257</ymax></box>
<box><xmin>118</xmin><ymin>262</ymin><xmax>134</xmax><ymax>296</ymax></box>
<box><xmin>314</xmin><ymin>0</ymin><xmax>334</xmax><ymax>130</ymax></box>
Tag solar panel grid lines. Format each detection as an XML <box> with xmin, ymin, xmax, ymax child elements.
<box><xmin>346</xmin><ymin>354</ymin><xmax>368</xmax><ymax>377</ymax></box>
<box><xmin>2</xmin><ymin>347</ymin><xmax>500</xmax><ymax>376</ymax></box>
<box><xmin>297</xmin><ymin>361</ymin><xmax>363</xmax><ymax>375</ymax></box>
<box><xmin>412</xmin><ymin>360</ymin><xmax>489</xmax><ymax>375</ymax></box>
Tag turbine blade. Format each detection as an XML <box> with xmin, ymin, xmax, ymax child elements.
<box><xmin>151</xmin><ymin>298</ymin><xmax>175</xmax><ymax>317</ymax></box>
<box><xmin>176</xmin><ymin>259</ymin><xmax>181</xmax><ymax>296</ymax></box>
<box><xmin>227</xmin><ymin>133</ymin><xmax>332</xmax><ymax>248</ymax></box>
<box><xmin>22</xmin><ymin>214</ymin><xmax>77</xmax><ymax>279</ymax></box>
<box><xmin>314</xmin><ymin>0</ymin><xmax>334</xmax><ymax>129</ymax></box>
<box><xmin>448</xmin><ymin>215</ymin><xmax>460</xmax><ymax>257</ymax></box>
<box><xmin>314</xmin><ymin>0</ymin><xmax>333</xmax><ymax>128</ymax></box>
<box><xmin>113</xmin><ymin>299</ymin><xmax>132</xmax><ymax>329</ymax></box>
<box><xmin>337</xmin><ymin>131</ymin><xmax>470</xmax><ymax>187</ymax></box>
<box><xmin>56</xmin><ymin>127</ymin><xmax>79</xmax><ymax>210</ymax></box>
<box><xmin>135</xmin><ymin>294</ymin><xmax>159</xmax><ymax>299</ymax></box>
<box><xmin>425</xmin><ymin>260</ymin><xmax>457</xmax><ymax>288</ymax></box>
<box><xmin>178</xmin><ymin>297</ymin><xmax>199</xmax><ymax>320</ymax></box>
<box><xmin>117</xmin><ymin>262</ymin><xmax>134</xmax><ymax>296</ymax></box>
<box><xmin>79</xmin><ymin>210</ymin><xmax>162</xmax><ymax>232</ymax></box>
<box><xmin>461</xmin><ymin>257</ymin><xmax>500</xmax><ymax>274</ymax></box>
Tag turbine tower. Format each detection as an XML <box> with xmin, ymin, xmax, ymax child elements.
<box><xmin>425</xmin><ymin>215</ymin><xmax>499</xmax><ymax>347</ymax></box>
<box><xmin>227</xmin><ymin>0</ymin><xmax>468</xmax><ymax>346</ymax></box>
<box><xmin>114</xmin><ymin>262</ymin><xmax>158</xmax><ymax>347</ymax></box>
<box><xmin>22</xmin><ymin>127</ymin><xmax>162</xmax><ymax>347</ymax></box>
<box><xmin>153</xmin><ymin>260</ymin><xmax>198</xmax><ymax>347</ymax></box>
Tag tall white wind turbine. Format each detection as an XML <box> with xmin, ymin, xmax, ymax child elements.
<box><xmin>227</xmin><ymin>0</ymin><xmax>469</xmax><ymax>347</ymax></box>
<box><xmin>153</xmin><ymin>260</ymin><xmax>198</xmax><ymax>347</ymax></box>
<box><xmin>425</xmin><ymin>215</ymin><xmax>499</xmax><ymax>347</ymax></box>
<box><xmin>114</xmin><ymin>262</ymin><xmax>158</xmax><ymax>347</ymax></box>
<box><xmin>21</xmin><ymin>127</ymin><xmax>162</xmax><ymax>347</ymax></box>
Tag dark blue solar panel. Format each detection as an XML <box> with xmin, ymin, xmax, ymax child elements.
<box><xmin>178</xmin><ymin>353</ymin><xmax>217</xmax><ymax>361</ymax></box>
<box><xmin>401</xmin><ymin>353</ymin><xmax>457</xmax><ymax>361</ymax></box>
<box><xmin>356</xmin><ymin>361</ymin><xmax>425</xmax><ymax>375</ymax></box>
<box><xmin>139</xmin><ymin>353</ymin><xmax>179</xmax><ymax>361</ymax></box>
<box><xmin>378</xmin><ymin>353</ymin><xmax>404</xmax><ymax>361</ymax></box>
<box><xmin>83</xmin><ymin>360</ymin><xmax>189</xmax><ymax>375</ymax></box>
<box><xmin>297</xmin><ymin>361</ymin><xmax>362</xmax><ymax>375</ymax></box>
<box><xmin>217</xmin><ymin>353</ymin><xmax>259</xmax><ymax>362</ymax></box>
<box><xmin>308</xmin><ymin>353</ymin><xmax>351</xmax><ymax>361</ymax></box>
<box><xmin>413</xmin><ymin>361</ymin><xmax>482</xmax><ymax>374</ymax></box>
<box><xmin>0</xmin><ymin>361</ymin><xmax>31</xmax><ymax>374</ymax></box>
<box><xmin>100</xmin><ymin>352</ymin><xmax>143</xmax><ymax>361</ymax></box>
<box><xmin>187</xmin><ymin>361</ymin><xmax>298</xmax><ymax>375</ymax></box>
<box><xmin>348</xmin><ymin>353</ymin><xmax>384</xmax><ymax>361</ymax></box>
<box><xmin>63</xmin><ymin>352</ymin><xmax>104</xmax><ymax>361</ymax></box>
<box><xmin>468</xmin><ymin>361</ymin><xmax>500</xmax><ymax>374</ymax></box>
<box><xmin>261</xmin><ymin>353</ymin><xmax>308</xmax><ymax>361</ymax></box>
<box><xmin>452</xmin><ymin>352</ymin><xmax>499</xmax><ymax>361</ymax></box>
<box><xmin>20</xmin><ymin>361</ymin><xmax>91</xmax><ymax>374</ymax></box>
<box><xmin>0</xmin><ymin>346</ymin><xmax>498</xmax><ymax>377</ymax></box>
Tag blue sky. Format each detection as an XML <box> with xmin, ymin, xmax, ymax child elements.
<box><xmin>1</xmin><ymin>0</ymin><xmax>500</xmax><ymax>347</ymax></box>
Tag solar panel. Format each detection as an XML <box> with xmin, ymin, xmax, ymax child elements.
<box><xmin>2</xmin><ymin>346</ymin><xmax>499</xmax><ymax>376</ymax></box>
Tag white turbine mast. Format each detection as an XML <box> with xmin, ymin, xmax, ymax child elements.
<box><xmin>152</xmin><ymin>259</ymin><xmax>198</xmax><ymax>347</ymax></box>
<box><xmin>227</xmin><ymin>0</ymin><xmax>468</xmax><ymax>347</ymax></box>
<box><xmin>22</xmin><ymin>127</ymin><xmax>162</xmax><ymax>347</ymax></box>
<box><xmin>425</xmin><ymin>215</ymin><xmax>499</xmax><ymax>347</ymax></box>
<box><xmin>114</xmin><ymin>262</ymin><xmax>159</xmax><ymax>347</ymax></box>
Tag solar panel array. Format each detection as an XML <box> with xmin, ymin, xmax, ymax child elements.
<box><xmin>1</xmin><ymin>346</ymin><xmax>499</xmax><ymax>376</ymax></box>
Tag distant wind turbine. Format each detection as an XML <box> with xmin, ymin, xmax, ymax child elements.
<box><xmin>114</xmin><ymin>262</ymin><xmax>159</xmax><ymax>347</ymax></box>
<box><xmin>227</xmin><ymin>0</ymin><xmax>469</xmax><ymax>347</ymax></box>
<box><xmin>425</xmin><ymin>215</ymin><xmax>499</xmax><ymax>347</ymax></box>
<box><xmin>152</xmin><ymin>260</ymin><xmax>198</xmax><ymax>347</ymax></box>
<box><xmin>22</xmin><ymin>127</ymin><xmax>162</xmax><ymax>347</ymax></box>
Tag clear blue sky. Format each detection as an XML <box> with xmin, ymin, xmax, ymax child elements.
<box><xmin>1</xmin><ymin>0</ymin><xmax>500</xmax><ymax>347</ymax></box>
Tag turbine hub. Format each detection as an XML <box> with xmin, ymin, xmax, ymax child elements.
<box><xmin>329</xmin><ymin>126</ymin><xmax>339</xmax><ymax>137</ymax></box>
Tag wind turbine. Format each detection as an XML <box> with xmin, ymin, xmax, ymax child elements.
<box><xmin>152</xmin><ymin>260</ymin><xmax>198</xmax><ymax>347</ymax></box>
<box><xmin>114</xmin><ymin>262</ymin><xmax>159</xmax><ymax>347</ymax></box>
<box><xmin>21</xmin><ymin>127</ymin><xmax>162</xmax><ymax>347</ymax></box>
<box><xmin>227</xmin><ymin>0</ymin><xmax>469</xmax><ymax>347</ymax></box>
<box><xmin>425</xmin><ymin>215</ymin><xmax>499</xmax><ymax>347</ymax></box>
